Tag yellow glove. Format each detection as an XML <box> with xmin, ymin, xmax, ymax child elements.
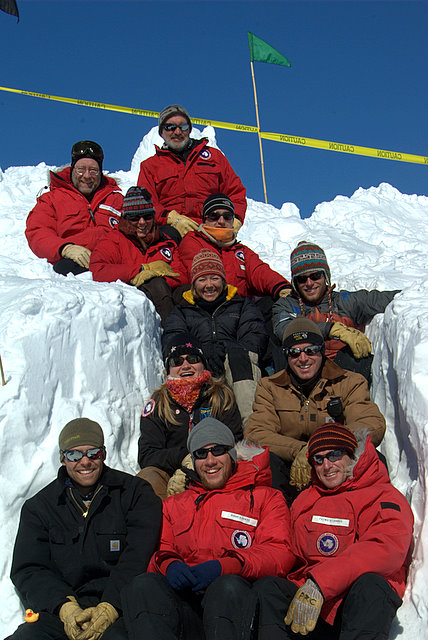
<box><xmin>130</xmin><ymin>261</ymin><xmax>180</xmax><ymax>287</ymax></box>
<box><xmin>59</xmin><ymin>596</ymin><xmax>84</xmax><ymax>640</ymax></box>
<box><xmin>284</xmin><ymin>578</ymin><xmax>324</xmax><ymax>635</ymax></box>
<box><xmin>144</xmin><ymin>260</ymin><xmax>181</xmax><ymax>278</ymax></box>
<box><xmin>233</xmin><ymin>218</ymin><xmax>242</xmax><ymax>234</ymax></box>
<box><xmin>61</xmin><ymin>245</ymin><xmax>91</xmax><ymax>269</ymax></box>
<box><xmin>278</xmin><ymin>287</ymin><xmax>293</xmax><ymax>298</ymax></box>
<box><xmin>75</xmin><ymin>602</ymin><xmax>119</xmax><ymax>640</ymax></box>
<box><xmin>167</xmin><ymin>453</ymin><xmax>194</xmax><ymax>497</ymax></box>
<box><xmin>167</xmin><ymin>210</ymin><xmax>199</xmax><ymax>237</ymax></box>
<box><xmin>329</xmin><ymin>322</ymin><xmax>372</xmax><ymax>359</ymax></box>
<box><xmin>289</xmin><ymin>444</ymin><xmax>311</xmax><ymax>491</ymax></box>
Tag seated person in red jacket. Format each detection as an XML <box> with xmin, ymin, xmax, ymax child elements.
<box><xmin>273</xmin><ymin>241</ymin><xmax>400</xmax><ymax>381</ymax></box>
<box><xmin>137</xmin><ymin>105</ymin><xmax>247</xmax><ymax>236</ymax></box>
<box><xmin>90</xmin><ymin>186</ymin><xmax>183</xmax><ymax>325</ymax></box>
<box><xmin>124</xmin><ymin>418</ymin><xmax>295</xmax><ymax>640</ymax></box>
<box><xmin>175</xmin><ymin>193</ymin><xmax>291</xmax><ymax>300</ymax></box>
<box><xmin>253</xmin><ymin>423</ymin><xmax>413</xmax><ymax>640</ymax></box>
<box><xmin>26</xmin><ymin>140</ymin><xmax>123</xmax><ymax>276</ymax></box>
<box><xmin>163</xmin><ymin>248</ymin><xmax>268</xmax><ymax>424</ymax></box>
<box><xmin>137</xmin><ymin>334</ymin><xmax>242</xmax><ymax>499</ymax></box>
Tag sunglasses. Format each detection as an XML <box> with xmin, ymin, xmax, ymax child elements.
<box><xmin>205</xmin><ymin>211</ymin><xmax>234</xmax><ymax>222</ymax></box>
<box><xmin>62</xmin><ymin>447</ymin><xmax>105</xmax><ymax>462</ymax></box>
<box><xmin>163</xmin><ymin>122</ymin><xmax>190</xmax><ymax>132</ymax></box>
<box><xmin>193</xmin><ymin>444</ymin><xmax>231</xmax><ymax>460</ymax></box>
<box><xmin>284</xmin><ymin>344</ymin><xmax>323</xmax><ymax>358</ymax></box>
<box><xmin>312</xmin><ymin>449</ymin><xmax>346</xmax><ymax>465</ymax></box>
<box><xmin>169</xmin><ymin>354</ymin><xmax>203</xmax><ymax>368</ymax></box>
<box><xmin>124</xmin><ymin>212</ymin><xmax>155</xmax><ymax>222</ymax></box>
<box><xmin>71</xmin><ymin>142</ymin><xmax>103</xmax><ymax>161</ymax></box>
<box><xmin>295</xmin><ymin>271</ymin><xmax>325</xmax><ymax>285</ymax></box>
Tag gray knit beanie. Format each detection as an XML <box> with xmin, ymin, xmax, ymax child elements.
<box><xmin>187</xmin><ymin>417</ymin><xmax>237</xmax><ymax>463</ymax></box>
<box><xmin>158</xmin><ymin>104</ymin><xmax>192</xmax><ymax>134</ymax></box>
<box><xmin>59</xmin><ymin>418</ymin><xmax>104</xmax><ymax>461</ymax></box>
<box><xmin>282</xmin><ymin>317</ymin><xmax>324</xmax><ymax>349</ymax></box>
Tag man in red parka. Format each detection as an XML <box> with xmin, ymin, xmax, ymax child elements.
<box><xmin>254</xmin><ymin>423</ymin><xmax>414</xmax><ymax>639</ymax></box>
<box><xmin>122</xmin><ymin>418</ymin><xmax>294</xmax><ymax>640</ymax></box>
<box><xmin>137</xmin><ymin>105</ymin><xmax>247</xmax><ymax>236</ymax></box>
<box><xmin>26</xmin><ymin>140</ymin><xmax>123</xmax><ymax>276</ymax></box>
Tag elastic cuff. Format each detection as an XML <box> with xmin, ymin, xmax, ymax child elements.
<box><xmin>219</xmin><ymin>556</ymin><xmax>243</xmax><ymax>575</ymax></box>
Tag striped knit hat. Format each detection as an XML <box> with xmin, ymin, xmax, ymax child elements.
<box><xmin>307</xmin><ymin>423</ymin><xmax>357</xmax><ymax>463</ymax></box>
<box><xmin>122</xmin><ymin>187</ymin><xmax>155</xmax><ymax>219</ymax></box>
<box><xmin>290</xmin><ymin>241</ymin><xmax>331</xmax><ymax>287</ymax></box>
<box><xmin>190</xmin><ymin>249</ymin><xmax>226</xmax><ymax>284</ymax></box>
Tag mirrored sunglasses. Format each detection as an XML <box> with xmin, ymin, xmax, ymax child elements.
<box><xmin>169</xmin><ymin>354</ymin><xmax>203</xmax><ymax>368</ymax></box>
<box><xmin>295</xmin><ymin>271</ymin><xmax>325</xmax><ymax>285</ymax></box>
<box><xmin>62</xmin><ymin>447</ymin><xmax>105</xmax><ymax>462</ymax></box>
<box><xmin>284</xmin><ymin>344</ymin><xmax>323</xmax><ymax>358</ymax></box>
<box><xmin>205</xmin><ymin>211</ymin><xmax>234</xmax><ymax>222</ymax></box>
<box><xmin>312</xmin><ymin>449</ymin><xmax>346</xmax><ymax>465</ymax></box>
<box><xmin>193</xmin><ymin>444</ymin><xmax>231</xmax><ymax>460</ymax></box>
<box><xmin>163</xmin><ymin>122</ymin><xmax>190</xmax><ymax>132</ymax></box>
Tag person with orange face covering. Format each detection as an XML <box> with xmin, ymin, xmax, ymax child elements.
<box><xmin>174</xmin><ymin>193</ymin><xmax>291</xmax><ymax>300</ymax></box>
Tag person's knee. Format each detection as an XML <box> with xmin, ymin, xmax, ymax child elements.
<box><xmin>206</xmin><ymin>574</ymin><xmax>250</xmax><ymax>601</ymax></box>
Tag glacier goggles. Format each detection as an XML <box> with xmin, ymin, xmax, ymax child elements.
<box><xmin>193</xmin><ymin>444</ymin><xmax>232</xmax><ymax>460</ymax></box>
<box><xmin>204</xmin><ymin>210</ymin><xmax>234</xmax><ymax>222</ymax></box>
<box><xmin>62</xmin><ymin>446</ymin><xmax>105</xmax><ymax>462</ymax></box>
<box><xmin>284</xmin><ymin>344</ymin><xmax>323</xmax><ymax>358</ymax></box>
<box><xmin>169</xmin><ymin>354</ymin><xmax>203</xmax><ymax>368</ymax></box>
<box><xmin>163</xmin><ymin>122</ymin><xmax>190</xmax><ymax>132</ymax></box>
<box><xmin>312</xmin><ymin>449</ymin><xmax>347</xmax><ymax>465</ymax></box>
<box><xmin>295</xmin><ymin>271</ymin><xmax>325</xmax><ymax>285</ymax></box>
<box><xmin>71</xmin><ymin>141</ymin><xmax>104</xmax><ymax>163</ymax></box>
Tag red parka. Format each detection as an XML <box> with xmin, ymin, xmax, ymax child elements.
<box><xmin>89</xmin><ymin>223</ymin><xmax>182</xmax><ymax>288</ymax></box>
<box><xmin>288</xmin><ymin>434</ymin><xmax>413</xmax><ymax>625</ymax></box>
<box><xmin>137</xmin><ymin>138</ymin><xmax>247</xmax><ymax>225</ymax></box>
<box><xmin>26</xmin><ymin>167</ymin><xmax>123</xmax><ymax>264</ymax></box>
<box><xmin>174</xmin><ymin>228</ymin><xmax>290</xmax><ymax>299</ymax></box>
<box><xmin>148</xmin><ymin>446</ymin><xmax>294</xmax><ymax>581</ymax></box>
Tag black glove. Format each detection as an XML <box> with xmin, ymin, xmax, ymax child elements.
<box><xmin>190</xmin><ymin>560</ymin><xmax>222</xmax><ymax>591</ymax></box>
<box><xmin>202</xmin><ymin>342</ymin><xmax>226</xmax><ymax>376</ymax></box>
<box><xmin>166</xmin><ymin>561</ymin><xmax>196</xmax><ymax>590</ymax></box>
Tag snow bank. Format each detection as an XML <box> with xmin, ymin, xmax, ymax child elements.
<box><xmin>0</xmin><ymin>129</ymin><xmax>427</xmax><ymax>638</ymax></box>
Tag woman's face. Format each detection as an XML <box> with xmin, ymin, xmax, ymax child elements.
<box><xmin>193</xmin><ymin>274</ymin><xmax>224</xmax><ymax>302</ymax></box>
<box><xmin>168</xmin><ymin>354</ymin><xmax>206</xmax><ymax>378</ymax></box>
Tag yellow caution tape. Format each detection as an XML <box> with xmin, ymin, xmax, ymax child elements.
<box><xmin>1</xmin><ymin>85</ymin><xmax>427</xmax><ymax>166</ymax></box>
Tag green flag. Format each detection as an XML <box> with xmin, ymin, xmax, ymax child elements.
<box><xmin>248</xmin><ymin>31</ymin><xmax>291</xmax><ymax>67</ymax></box>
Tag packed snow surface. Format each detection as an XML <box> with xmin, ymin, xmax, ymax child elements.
<box><xmin>0</xmin><ymin>126</ymin><xmax>427</xmax><ymax>638</ymax></box>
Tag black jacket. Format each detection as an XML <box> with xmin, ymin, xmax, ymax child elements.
<box><xmin>162</xmin><ymin>286</ymin><xmax>269</xmax><ymax>375</ymax></box>
<box><xmin>138</xmin><ymin>385</ymin><xmax>243</xmax><ymax>475</ymax></box>
<box><xmin>10</xmin><ymin>465</ymin><xmax>161</xmax><ymax>614</ymax></box>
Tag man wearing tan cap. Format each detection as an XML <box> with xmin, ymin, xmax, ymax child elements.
<box><xmin>7</xmin><ymin>418</ymin><xmax>161</xmax><ymax>640</ymax></box>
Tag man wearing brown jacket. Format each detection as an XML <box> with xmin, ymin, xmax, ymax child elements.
<box><xmin>244</xmin><ymin>317</ymin><xmax>386</xmax><ymax>499</ymax></box>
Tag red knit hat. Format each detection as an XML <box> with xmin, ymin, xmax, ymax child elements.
<box><xmin>190</xmin><ymin>249</ymin><xmax>226</xmax><ymax>284</ymax></box>
<box><xmin>307</xmin><ymin>423</ymin><xmax>357</xmax><ymax>463</ymax></box>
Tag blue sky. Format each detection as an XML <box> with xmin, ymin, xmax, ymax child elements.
<box><xmin>1</xmin><ymin>0</ymin><xmax>427</xmax><ymax>218</ymax></box>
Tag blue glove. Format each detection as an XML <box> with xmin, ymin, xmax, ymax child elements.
<box><xmin>190</xmin><ymin>560</ymin><xmax>222</xmax><ymax>591</ymax></box>
<box><xmin>166</xmin><ymin>561</ymin><xmax>196</xmax><ymax>590</ymax></box>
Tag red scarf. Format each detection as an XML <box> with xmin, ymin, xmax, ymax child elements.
<box><xmin>166</xmin><ymin>369</ymin><xmax>211</xmax><ymax>412</ymax></box>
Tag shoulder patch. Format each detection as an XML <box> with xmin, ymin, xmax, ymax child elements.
<box><xmin>317</xmin><ymin>533</ymin><xmax>339</xmax><ymax>556</ymax></box>
<box><xmin>235</xmin><ymin>250</ymin><xmax>245</xmax><ymax>263</ymax></box>
<box><xmin>199</xmin><ymin>149</ymin><xmax>212</xmax><ymax>160</ymax></box>
<box><xmin>160</xmin><ymin>247</ymin><xmax>172</xmax><ymax>261</ymax></box>
<box><xmin>199</xmin><ymin>407</ymin><xmax>213</xmax><ymax>420</ymax></box>
<box><xmin>142</xmin><ymin>399</ymin><xmax>156</xmax><ymax>417</ymax></box>
<box><xmin>381</xmin><ymin>501</ymin><xmax>401</xmax><ymax>512</ymax></box>
<box><xmin>231</xmin><ymin>530</ymin><xmax>252</xmax><ymax>550</ymax></box>
<box><xmin>109</xmin><ymin>216</ymin><xmax>119</xmax><ymax>228</ymax></box>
